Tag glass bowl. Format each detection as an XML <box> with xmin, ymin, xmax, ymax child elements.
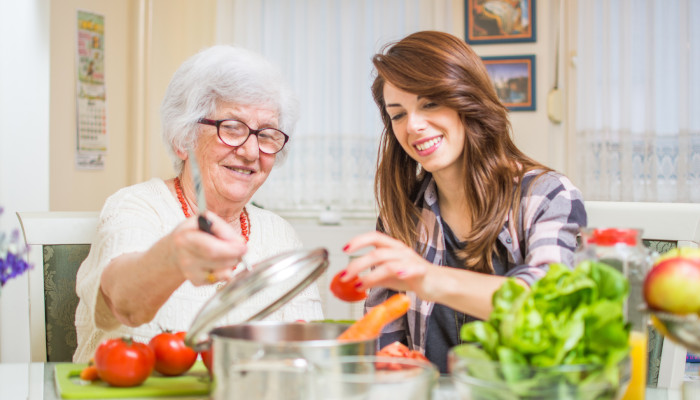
<box><xmin>648</xmin><ymin>309</ymin><xmax>700</xmax><ymax>353</ymax></box>
<box><xmin>315</xmin><ymin>355</ymin><xmax>439</xmax><ymax>400</ymax></box>
<box><xmin>448</xmin><ymin>345</ymin><xmax>631</xmax><ymax>400</ymax></box>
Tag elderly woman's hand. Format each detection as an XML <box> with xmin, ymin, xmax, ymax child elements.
<box><xmin>339</xmin><ymin>231</ymin><xmax>443</xmax><ymax>301</ymax></box>
<box><xmin>99</xmin><ymin>211</ymin><xmax>249</xmax><ymax>327</ymax></box>
<box><xmin>169</xmin><ymin>211</ymin><xmax>248</xmax><ymax>286</ymax></box>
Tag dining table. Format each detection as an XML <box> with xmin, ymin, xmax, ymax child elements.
<box><xmin>2</xmin><ymin>362</ymin><xmax>698</xmax><ymax>400</ymax></box>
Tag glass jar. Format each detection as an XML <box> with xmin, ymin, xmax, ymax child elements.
<box><xmin>576</xmin><ymin>228</ymin><xmax>653</xmax><ymax>329</ymax></box>
<box><xmin>575</xmin><ymin>227</ymin><xmax>653</xmax><ymax>400</ymax></box>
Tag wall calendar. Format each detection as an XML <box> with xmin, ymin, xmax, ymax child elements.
<box><xmin>76</xmin><ymin>10</ymin><xmax>106</xmax><ymax>170</ymax></box>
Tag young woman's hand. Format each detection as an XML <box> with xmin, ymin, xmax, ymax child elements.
<box><xmin>339</xmin><ymin>231</ymin><xmax>443</xmax><ymax>301</ymax></box>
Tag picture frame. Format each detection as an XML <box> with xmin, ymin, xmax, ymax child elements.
<box><xmin>482</xmin><ymin>55</ymin><xmax>536</xmax><ymax>111</ymax></box>
<box><xmin>465</xmin><ymin>0</ymin><xmax>536</xmax><ymax>44</ymax></box>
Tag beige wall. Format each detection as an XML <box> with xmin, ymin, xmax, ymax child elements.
<box><xmin>49</xmin><ymin>0</ymin><xmax>216</xmax><ymax>211</ymax></box>
<box><xmin>50</xmin><ymin>0</ymin><xmax>133</xmax><ymax>211</ymax></box>
<box><xmin>142</xmin><ymin>0</ymin><xmax>217</xmax><ymax>182</ymax></box>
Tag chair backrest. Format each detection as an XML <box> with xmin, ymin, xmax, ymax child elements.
<box><xmin>16</xmin><ymin>211</ymin><xmax>99</xmax><ymax>362</ymax></box>
<box><xmin>585</xmin><ymin>201</ymin><xmax>700</xmax><ymax>390</ymax></box>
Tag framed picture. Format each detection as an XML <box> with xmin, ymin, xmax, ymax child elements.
<box><xmin>482</xmin><ymin>55</ymin><xmax>536</xmax><ymax>111</ymax></box>
<box><xmin>465</xmin><ymin>0</ymin><xmax>536</xmax><ymax>44</ymax></box>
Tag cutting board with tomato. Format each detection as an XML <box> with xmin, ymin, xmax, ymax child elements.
<box><xmin>54</xmin><ymin>362</ymin><xmax>210</xmax><ymax>399</ymax></box>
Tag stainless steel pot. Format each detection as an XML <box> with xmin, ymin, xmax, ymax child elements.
<box><xmin>208</xmin><ymin>321</ymin><xmax>375</xmax><ymax>400</ymax></box>
<box><xmin>185</xmin><ymin>248</ymin><xmax>377</xmax><ymax>400</ymax></box>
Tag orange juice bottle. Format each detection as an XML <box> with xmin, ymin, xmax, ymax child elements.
<box><xmin>622</xmin><ymin>330</ymin><xmax>648</xmax><ymax>400</ymax></box>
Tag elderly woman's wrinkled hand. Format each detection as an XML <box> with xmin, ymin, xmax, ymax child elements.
<box><xmin>170</xmin><ymin>212</ymin><xmax>248</xmax><ymax>286</ymax></box>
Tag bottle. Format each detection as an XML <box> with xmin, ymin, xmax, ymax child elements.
<box><xmin>575</xmin><ymin>227</ymin><xmax>653</xmax><ymax>400</ymax></box>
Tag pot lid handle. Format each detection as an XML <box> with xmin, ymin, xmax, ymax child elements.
<box><xmin>185</xmin><ymin>248</ymin><xmax>329</xmax><ymax>349</ymax></box>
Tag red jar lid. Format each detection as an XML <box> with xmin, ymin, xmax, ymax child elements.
<box><xmin>587</xmin><ymin>228</ymin><xmax>639</xmax><ymax>246</ymax></box>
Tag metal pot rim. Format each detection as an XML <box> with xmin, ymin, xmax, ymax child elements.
<box><xmin>207</xmin><ymin>321</ymin><xmax>370</xmax><ymax>347</ymax></box>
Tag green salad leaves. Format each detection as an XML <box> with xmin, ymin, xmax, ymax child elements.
<box><xmin>452</xmin><ymin>261</ymin><xmax>631</xmax><ymax>399</ymax></box>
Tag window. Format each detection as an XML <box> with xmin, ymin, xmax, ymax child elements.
<box><xmin>575</xmin><ymin>0</ymin><xmax>700</xmax><ymax>202</ymax></box>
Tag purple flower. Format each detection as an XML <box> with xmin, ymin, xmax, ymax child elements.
<box><xmin>0</xmin><ymin>251</ymin><xmax>31</xmax><ymax>286</ymax></box>
<box><xmin>0</xmin><ymin>208</ymin><xmax>33</xmax><ymax>287</ymax></box>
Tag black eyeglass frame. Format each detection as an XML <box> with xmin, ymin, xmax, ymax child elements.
<box><xmin>197</xmin><ymin>118</ymin><xmax>290</xmax><ymax>154</ymax></box>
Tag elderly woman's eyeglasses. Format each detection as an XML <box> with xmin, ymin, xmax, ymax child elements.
<box><xmin>198</xmin><ymin>118</ymin><xmax>289</xmax><ymax>154</ymax></box>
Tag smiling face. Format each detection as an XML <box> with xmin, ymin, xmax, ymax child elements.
<box><xmin>383</xmin><ymin>82</ymin><xmax>466</xmax><ymax>181</ymax></box>
<box><xmin>187</xmin><ymin>101</ymin><xmax>279</xmax><ymax>216</ymax></box>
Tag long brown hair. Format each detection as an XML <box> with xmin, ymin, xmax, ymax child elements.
<box><xmin>371</xmin><ymin>31</ymin><xmax>549</xmax><ymax>273</ymax></box>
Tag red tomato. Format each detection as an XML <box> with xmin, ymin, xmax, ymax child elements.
<box><xmin>200</xmin><ymin>348</ymin><xmax>213</xmax><ymax>376</ymax></box>
<box><xmin>377</xmin><ymin>341</ymin><xmax>411</xmax><ymax>358</ymax></box>
<box><xmin>376</xmin><ymin>341</ymin><xmax>410</xmax><ymax>370</ymax></box>
<box><xmin>330</xmin><ymin>271</ymin><xmax>367</xmax><ymax>302</ymax></box>
<box><xmin>148</xmin><ymin>331</ymin><xmax>198</xmax><ymax>376</ymax></box>
<box><xmin>376</xmin><ymin>341</ymin><xmax>430</xmax><ymax>370</ymax></box>
<box><xmin>408</xmin><ymin>350</ymin><xmax>429</xmax><ymax>362</ymax></box>
<box><xmin>94</xmin><ymin>337</ymin><xmax>155</xmax><ymax>387</ymax></box>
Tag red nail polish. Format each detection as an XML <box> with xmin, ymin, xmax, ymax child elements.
<box><xmin>354</xmin><ymin>281</ymin><xmax>363</xmax><ymax>288</ymax></box>
<box><xmin>397</xmin><ymin>270</ymin><xmax>406</xmax><ymax>277</ymax></box>
<box><xmin>339</xmin><ymin>271</ymin><xmax>347</xmax><ymax>278</ymax></box>
<box><xmin>342</xmin><ymin>244</ymin><xmax>350</xmax><ymax>252</ymax></box>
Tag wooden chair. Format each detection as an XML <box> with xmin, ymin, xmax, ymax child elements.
<box><xmin>16</xmin><ymin>211</ymin><xmax>99</xmax><ymax>362</ymax></box>
<box><xmin>585</xmin><ymin>201</ymin><xmax>700</xmax><ymax>390</ymax></box>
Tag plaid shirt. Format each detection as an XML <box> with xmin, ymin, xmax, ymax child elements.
<box><xmin>365</xmin><ymin>170</ymin><xmax>587</xmax><ymax>353</ymax></box>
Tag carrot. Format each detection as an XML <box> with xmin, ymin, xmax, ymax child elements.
<box><xmin>381</xmin><ymin>292</ymin><xmax>412</xmax><ymax>322</ymax></box>
<box><xmin>80</xmin><ymin>359</ymin><xmax>99</xmax><ymax>381</ymax></box>
<box><xmin>337</xmin><ymin>293</ymin><xmax>410</xmax><ymax>341</ymax></box>
<box><xmin>338</xmin><ymin>306</ymin><xmax>388</xmax><ymax>341</ymax></box>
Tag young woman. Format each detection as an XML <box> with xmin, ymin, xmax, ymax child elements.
<box><xmin>339</xmin><ymin>31</ymin><xmax>586</xmax><ymax>373</ymax></box>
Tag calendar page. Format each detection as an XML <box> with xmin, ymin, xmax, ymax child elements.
<box><xmin>76</xmin><ymin>10</ymin><xmax>106</xmax><ymax>170</ymax></box>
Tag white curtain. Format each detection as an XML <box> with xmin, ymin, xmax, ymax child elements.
<box><xmin>216</xmin><ymin>0</ymin><xmax>458</xmax><ymax>213</ymax></box>
<box><xmin>576</xmin><ymin>0</ymin><xmax>700</xmax><ymax>202</ymax></box>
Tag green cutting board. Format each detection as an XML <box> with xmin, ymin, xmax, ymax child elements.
<box><xmin>54</xmin><ymin>362</ymin><xmax>211</xmax><ymax>399</ymax></box>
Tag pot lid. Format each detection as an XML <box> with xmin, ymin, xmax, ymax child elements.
<box><xmin>185</xmin><ymin>247</ymin><xmax>329</xmax><ymax>351</ymax></box>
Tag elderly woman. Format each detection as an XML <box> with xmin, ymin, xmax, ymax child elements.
<box><xmin>73</xmin><ymin>45</ymin><xmax>324</xmax><ymax>362</ymax></box>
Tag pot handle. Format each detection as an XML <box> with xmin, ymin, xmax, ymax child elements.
<box><xmin>186</xmin><ymin>336</ymin><xmax>211</xmax><ymax>353</ymax></box>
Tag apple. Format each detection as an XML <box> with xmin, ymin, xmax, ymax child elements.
<box><xmin>653</xmin><ymin>247</ymin><xmax>700</xmax><ymax>264</ymax></box>
<box><xmin>643</xmin><ymin>255</ymin><xmax>700</xmax><ymax>314</ymax></box>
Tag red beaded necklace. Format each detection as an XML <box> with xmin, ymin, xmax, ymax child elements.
<box><xmin>174</xmin><ymin>176</ymin><xmax>249</xmax><ymax>242</ymax></box>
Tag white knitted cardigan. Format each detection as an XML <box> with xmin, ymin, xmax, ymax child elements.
<box><xmin>73</xmin><ymin>178</ymin><xmax>323</xmax><ymax>362</ymax></box>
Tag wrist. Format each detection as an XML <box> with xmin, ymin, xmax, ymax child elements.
<box><xmin>420</xmin><ymin>265</ymin><xmax>455</xmax><ymax>303</ymax></box>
